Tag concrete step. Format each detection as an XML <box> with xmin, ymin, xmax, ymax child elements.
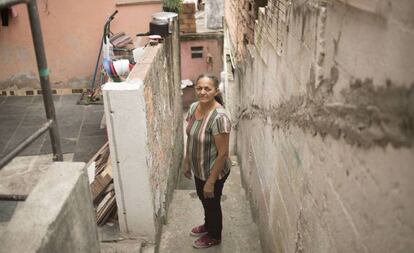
<box><xmin>159</xmin><ymin>165</ymin><xmax>262</xmax><ymax>253</ymax></box>
<box><xmin>100</xmin><ymin>240</ymin><xmax>142</xmax><ymax>253</ymax></box>
<box><xmin>100</xmin><ymin>242</ymin><xmax>156</xmax><ymax>253</ymax></box>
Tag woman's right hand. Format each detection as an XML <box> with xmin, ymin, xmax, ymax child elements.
<box><xmin>183</xmin><ymin>166</ymin><xmax>192</xmax><ymax>179</ymax></box>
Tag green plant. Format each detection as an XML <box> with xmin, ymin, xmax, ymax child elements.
<box><xmin>163</xmin><ymin>0</ymin><xmax>183</xmax><ymax>13</ymax></box>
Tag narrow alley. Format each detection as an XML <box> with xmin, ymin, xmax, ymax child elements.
<box><xmin>159</xmin><ymin>156</ymin><xmax>261</xmax><ymax>253</ymax></box>
<box><xmin>0</xmin><ymin>0</ymin><xmax>413</xmax><ymax>253</ymax></box>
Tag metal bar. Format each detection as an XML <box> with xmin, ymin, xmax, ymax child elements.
<box><xmin>0</xmin><ymin>194</ymin><xmax>27</xmax><ymax>201</ymax></box>
<box><xmin>0</xmin><ymin>0</ymin><xmax>29</xmax><ymax>8</ymax></box>
<box><xmin>27</xmin><ymin>0</ymin><xmax>63</xmax><ymax>162</ymax></box>
<box><xmin>0</xmin><ymin>120</ymin><xmax>52</xmax><ymax>169</ymax></box>
<box><xmin>90</xmin><ymin>34</ymin><xmax>104</xmax><ymax>91</ymax></box>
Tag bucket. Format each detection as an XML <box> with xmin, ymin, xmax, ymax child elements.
<box><xmin>113</xmin><ymin>59</ymin><xmax>131</xmax><ymax>77</ymax></box>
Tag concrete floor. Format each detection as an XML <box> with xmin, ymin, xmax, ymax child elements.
<box><xmin>0</xmin><ymin>94</ymin><xmax>107</xmax><ymax>162</ymax></box>
<box><xmin>159</xmin><ymin>157</ymin><xmax>262</xmax><ymax>253</ymax></box>
<box><xmin>0</xmin><ymin>95</ymin><xmax>107</xmax><ymax>235</ymax></box>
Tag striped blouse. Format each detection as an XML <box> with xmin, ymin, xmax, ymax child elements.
<box><xmin>186</xmin><ymin>102</ymin><xmax>231</xmax><ymax>181</ymax></box>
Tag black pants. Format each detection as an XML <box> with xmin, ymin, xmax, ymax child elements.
<box><xmin>194</xmin><ymin>172</ymin><xmax>230</xmax><ymax>240</ymax></box>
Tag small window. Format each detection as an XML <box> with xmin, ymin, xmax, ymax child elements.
<box><xmin>191</xmin><ymin>46</ymin><xmax>203</xmax><ymax>58</ymax></box>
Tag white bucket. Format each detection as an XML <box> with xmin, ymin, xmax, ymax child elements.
<box><xmin>113</xmin><ymin>59</ymin><xmax>130</xmax><ymax>77</ymax></box>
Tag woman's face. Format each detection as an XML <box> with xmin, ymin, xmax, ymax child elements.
<box><xmin>195</xmin><ymin>77</ymin><xmax>218</xmax><ymax>104</ymax></box>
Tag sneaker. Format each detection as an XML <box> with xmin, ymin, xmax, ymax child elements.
<box><xmin>190</xmin><ymin>225</ymin><xmax>208</xmax><ymax>237</ymax></box>
<box><xmin>192</xmin><ymin>234</ymin><xmax>221</xmax><ymax>249</ymax></box>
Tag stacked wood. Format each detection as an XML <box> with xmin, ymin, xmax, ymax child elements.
<box><xmin>180</xmin><ymin>2</ymin><xmax>196</xmax><ymax>33</ymax></box>
<box><xmin>87</xmin><ymin>142</ymin><xmax>117</xmax><ymax>226</ymax></box>
<box><xmin>96</xmin><ymin>190</ymin><xmax>117</xmax><ymax>226</ymax></box>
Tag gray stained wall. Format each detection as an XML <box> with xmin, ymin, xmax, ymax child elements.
<box><xmin>142</xmin><ymin>43</ymin><xmax>184</xmax><ymax>231</ymax></box>
<box><xmin>139</xmin><ymin>19</ymin><xmax>183</xmax><ymax>238</ymax></box>
<box><xmin>225</xmin><ymin>0</ymin><xmax>414</xmax><ymax>252</ymax></box>
<box><xmin>0</xmin><ymin>163</ymin><xmax>100</xmax><ymax>253</ymax></box>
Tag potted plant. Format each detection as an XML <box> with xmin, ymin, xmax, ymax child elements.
<box><xmin>163</xmin><ymin>0</ymin><xmax>182</xmax><ymax>13</ymax></box>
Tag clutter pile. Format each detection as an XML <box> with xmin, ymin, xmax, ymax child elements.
<box><xmin>86</xmin><ymin>142</ymin><xmax>117</xmax><ymax>226</ymax></box>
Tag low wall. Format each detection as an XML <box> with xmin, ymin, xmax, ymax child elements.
<box><xmin>0</xmin><ymin>162</ymin><xmax>99</xmax><ymax>253</ymax></box>
<box><xmin>103</xmin><ymin>19</ymin><xmax>183</xmax><ymax>242</ymax></box>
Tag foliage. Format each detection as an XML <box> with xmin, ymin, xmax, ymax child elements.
<box><xmin>163</xmin><ymin>0</ymin><xmax>183</xmax><ymax>13</ymax></box>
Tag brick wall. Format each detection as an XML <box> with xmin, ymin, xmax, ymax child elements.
<box><xmin>224</xmin><ymin>0</ymin><xmax>267</xmax><ymax>61</ymax></box>
<box><xmin>225</xmin><ymin>0</ymin><xmax>414</xmax><ymax>252</ymax></box>
<box><xmin>180</xmin><ymin>3</ymin><xmax>196</xmax><ymax>33</ymax></box>
<box><xmin>139</xmin><ymin>34</ymin><xmax>183</xmax><ymax>234</ymax></box>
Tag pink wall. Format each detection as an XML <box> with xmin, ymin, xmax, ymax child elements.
<box><xmin>0</xmin><ymin>1</ymin><xmax>161</xmax><ymax>89</ymax></box>
<box><xmin>180</xmin><ymin>39</ymin><xmax>223</xmax><ymax>83</ymax></box>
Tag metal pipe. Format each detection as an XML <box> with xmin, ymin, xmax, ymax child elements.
<box><xmin>0</xmin><ymin>120</ymin><xmax>53</xmax><ymax>169</ymax></box>
<box><xmin>90</xmin><ymin>34</ymin><xmax>105</xmax><ymax>91</ymax></box>
<box><xmin>27</xmin><ymin>0</ymin><xmax>63</xmax><ymax>162</ymax></box>
<box><xmin>0</xmin><ymin>0</ymin><xmax>29</xmax><ymax>8</ymax></box>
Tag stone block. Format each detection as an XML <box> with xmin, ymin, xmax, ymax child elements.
<box><xmin>0</xmin><ymin>162</ymin><xmax>100</xmax><ymax>253</ymax></box>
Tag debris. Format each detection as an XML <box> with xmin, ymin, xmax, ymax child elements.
<box><xmin>87</xmin><ymin>142</ymin><xmax>117</xmax><ymax>226</ymax></box>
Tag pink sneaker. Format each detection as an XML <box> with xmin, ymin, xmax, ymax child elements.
<box><xmin>192</xmin><ymin>234</ymin><xmax>221</xmax><ymax>249</ymax></box>
<box><xmin>190</xmin><ymin>225</ymin><xmax>208</xmax><ymax>237</ymax></box>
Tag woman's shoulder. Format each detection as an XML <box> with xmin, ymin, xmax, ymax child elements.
<box><xmin>213</xmin><ymin>106</ymin><xmax>229</xmax><ymax>117</ymax></box>
<box><xmin>212</xmin><ymin>106</ymin><xmax>231</xmax><ymax>123</ymax></box>
<box><xmin>188</xmin><ymin>102</ymin><xmax>199</xmax><ymax>115</ymax></box>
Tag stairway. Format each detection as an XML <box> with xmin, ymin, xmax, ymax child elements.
<box><xmin>159</xmin><ymin>157</ymin><xmax>262</xmax><ymax>253</ymax></box>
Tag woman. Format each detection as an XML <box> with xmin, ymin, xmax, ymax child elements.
<box><xmin>183</xmin><ymin>74</ymin><xmax>231</xmax><ymax>249</ymax></box>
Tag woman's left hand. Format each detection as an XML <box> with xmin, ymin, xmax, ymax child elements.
<box><xmin>203</xmin><ymin>181</ymin><xmax>215</xmax><ymax>199</ymax></box>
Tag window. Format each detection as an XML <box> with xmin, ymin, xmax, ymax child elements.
<box><xmin>191</xmin><ymin>46</ymin><xmax>203</xmax><ymax>58</ymax></box>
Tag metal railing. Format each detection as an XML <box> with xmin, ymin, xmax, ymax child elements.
<box><xmin>0</xmin><ymin>0</ymin><xmax>63</xmax><ymax>170</ymax></box>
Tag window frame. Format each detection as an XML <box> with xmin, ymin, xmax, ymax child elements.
<box><xmin>191</xmin><ymin>46</ymin><xmax>204</xmax><ymax>59</ymax></box>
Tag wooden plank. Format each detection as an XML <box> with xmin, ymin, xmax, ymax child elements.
<box><xmin>85</xmin><ymin>142</ymin><xmax>109</xmax><ymax>170</ymax></box>
<box><xmin>96</xmin><ymin>191</ymin><xmax>117</xmax><ymax>226</ymax></box>
<box><xmin>90</xmin><ymin>174</ymin><xmax>112</xmax><ymax>203</ymax></box>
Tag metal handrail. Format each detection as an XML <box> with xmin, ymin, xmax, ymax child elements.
<box><xmin>0</xmin><ymin>0</ymin><xmax>63</xmax><ymax>170</ymax></box>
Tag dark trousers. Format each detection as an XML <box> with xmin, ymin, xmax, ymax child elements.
<box><xmin>194</xmin><ymin>172</ymin><xmax>230</xmax><ymax>240</ymax></box>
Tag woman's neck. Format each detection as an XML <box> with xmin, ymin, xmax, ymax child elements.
<box><xmin>198</xmin><ymin>100</ymin><xmax>216</xmax><ymax>112</ymax></box>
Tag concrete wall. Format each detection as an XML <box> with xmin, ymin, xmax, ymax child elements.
<box><xmin>205</xmin><ymin>0</ymin><xmax>223</xmax><ymax>29</ymax></box>
<box><xmin>103</xmin><ymin>18</ymin><xmax>183</xmax><ymax>241</ymax></box>
<box><xmin>0</xmin><ymin>1</ymin><xmax>161</xmax><ymax>91</ymax></box>
<box><xmin>0</xmin><ymin>162</ymin><xmax>100</xmax><ymax>253</ymax></box>
<box><xmin>180</xmin><ymin>36</ymin><xmax>223</xmax><ymax>83</ymax></box>
<box><xmin>225</xmin><ymin>0</ymin><xmax>414</xmax><ymax>252</ymax></box>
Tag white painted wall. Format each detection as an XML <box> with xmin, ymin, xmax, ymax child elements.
<box><xmin>103</xmin><ymin>81</ymin><xmax>156</xmax><ymax>239</ymax></box>
<box><xmin>205</xmin><ymin>0</ymin><xmax>224</xmax><ymax>29</ymax></box>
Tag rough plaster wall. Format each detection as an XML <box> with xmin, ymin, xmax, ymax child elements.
<box><xmin>205</xmin><ymin>0</ymin><xmax>224</xmax><ymax>29</ymax></box>
<box><xmin>142</xmin><ymin>42</ymin><xmax>183</xmax><ymax>231</ymax></box>
<box><xmin>227</xmin><ymin>0</ymin><xmax>414</xmax><ymax>252</ymax></box>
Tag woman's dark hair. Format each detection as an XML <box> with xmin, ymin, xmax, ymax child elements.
<box><xmin>195</xmin><ymin>73</ymin><xmax>224</xmax><ymax>106</ymax></box>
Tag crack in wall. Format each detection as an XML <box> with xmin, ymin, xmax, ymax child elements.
<box><xmin>294</xmin><ymin>208</ymin><xmax>304</xmax><ymax>253</ymax></box>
